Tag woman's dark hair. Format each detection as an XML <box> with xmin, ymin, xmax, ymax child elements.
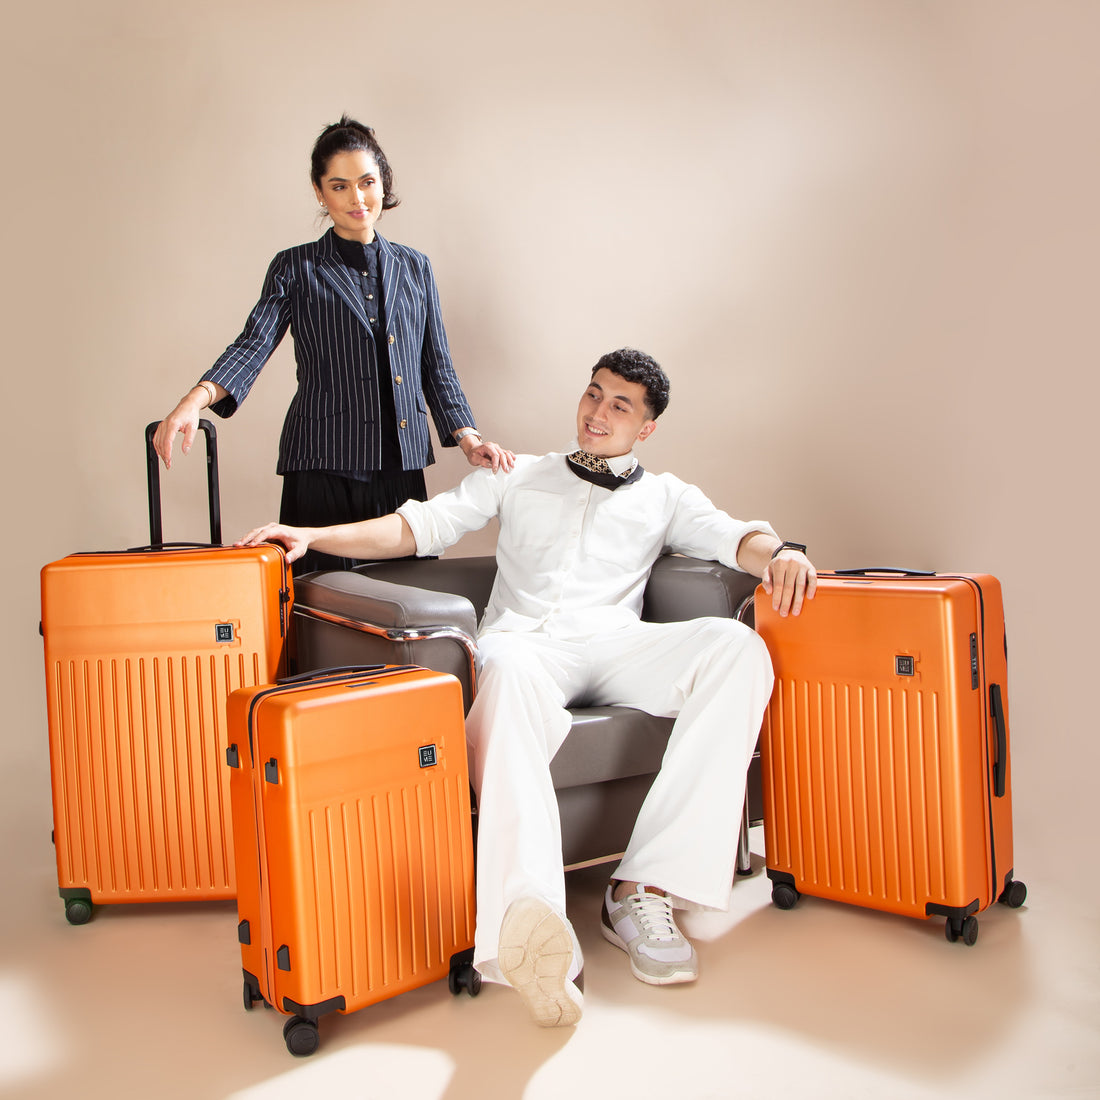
<box><xmin>310</xmin><ymin>115</ymin><xmax>400</xmax><ymax>210</ymax></box>
<box><xmin>591</xmin><ymin>348</ymin><xmax>671</xmax><ymax>418</ymax></box>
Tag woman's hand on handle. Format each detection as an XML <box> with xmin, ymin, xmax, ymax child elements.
<box><xmin>153</xmin><ymin>383</ymin><xmax>225</xmax><ymax>469</ymax></box>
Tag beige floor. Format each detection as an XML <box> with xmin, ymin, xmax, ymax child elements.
<box><xmin>3</xmin><ymin>820</ymin><xmax>1097</xmax><ymax>1100</ymax></box>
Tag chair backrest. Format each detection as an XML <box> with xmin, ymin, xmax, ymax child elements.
<box><xmin>355</xmin><ymin>553</ymin><xmax>760</xmax><ymax>624</ymax></box>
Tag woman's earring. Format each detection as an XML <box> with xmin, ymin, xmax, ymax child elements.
<box><xmin>318</xmin><ymin>203</ymin><xmax>328</xmax><ymax>215</ymax></box>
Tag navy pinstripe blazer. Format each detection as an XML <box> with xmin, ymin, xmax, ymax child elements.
<box><xmin>203</xmin><ymin>229</ymin><xmax>476</xmax><ymax>476</ymax></box>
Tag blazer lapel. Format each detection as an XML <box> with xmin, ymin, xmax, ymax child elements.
<box><xmin>376</xmin><ymin>233</ymin><xmax>406</xmax><ymax>326</ymax></box>
<box><xmin>314</xmin><ymin>229</ymin><xmax>374</xmax><ymax>334</ymax></box>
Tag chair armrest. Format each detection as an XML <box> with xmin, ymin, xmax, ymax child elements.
<box><xmin>353</xmin><ymin>556</ymin><xmax>498</xmax><ymax>617</ymax></box>
<box><xmin>642</xmin><ymin>555</ymin><xmax>760</xmax><ymax>624</ymax></box>
<box><xmin>292</xmin><ymin>570</ymin><xmax>480</xmax><ymax>710</ymax></box>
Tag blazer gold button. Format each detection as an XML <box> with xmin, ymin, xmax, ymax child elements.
<box><xmin>400</xmin><ymin>419</ymin><xmax>408</xmax><ymax>429</ymax></box>
<box><xmin>395</xmin><ymin>376</ymin><xmax>403</xmax><ymax>384</ymax></box>
<box><xmin>388</xmin><ymin>334</ymin><xmax>395</xmax><ymax>345</ymax></box>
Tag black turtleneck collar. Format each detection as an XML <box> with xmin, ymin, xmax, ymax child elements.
<box><xmin>332</xmin><ymin>233</ymin><xmax>380</xmax><ymax>275</ymax></box>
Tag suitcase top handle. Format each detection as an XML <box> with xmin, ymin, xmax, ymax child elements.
<box><xmin>144</xmin><ymin>419</ymin><xmax>221</xmax><ymax>547</ymax></box>
<box><xmin>276</xmin><ymin>665</ymin><xmax>389</xmax><ymax>685</ymax></box>
<box><xmin>833</xmin><ymin>567</ymin><xmax>937</xmax><ymax>577</ymax></box>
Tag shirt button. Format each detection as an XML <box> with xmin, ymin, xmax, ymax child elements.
<box><xmin>367</xmin><ymin>293</ymin><xmax>374</xmax><ymax>300</ymax></box>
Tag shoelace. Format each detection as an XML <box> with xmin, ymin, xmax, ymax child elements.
<box><xmin>627</xmin><ymin>891</ymin><xmax>679</xmax><ymax>943</ymax></box>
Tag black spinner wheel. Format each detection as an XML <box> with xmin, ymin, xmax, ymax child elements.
<box><xmin>998</xmin><ymin>879</ymin><xmax>1028</xmax><ymax>908</ymax></box>
<box><xmin>282</xmin><ymin>1015</ymin><xmax>320</xmax><ymax>1057</ymax></box>
<box><xmin>449</xmin><ymin>961</ymin><xmax>482</xmax><ymax>997</ymax></box>
<box><xmin>64</xmin><ymin>898</ymin><xmax>93</xmax><ymax>925</ymax></box>
<box><xmin>945</xmin><ymin>915</ymin><xmax>979</xmax><ymax>945</ymax></box>
<box><xmin>771</xmin><ymin>882</ymin><xmax>801</xmax><ymax>910</ymax></box>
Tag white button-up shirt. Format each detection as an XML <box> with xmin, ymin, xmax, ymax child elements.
<box><xmin>397</xmin><ymin>451</ymin><xmax>777</xmax><ymax>637</ymax></box>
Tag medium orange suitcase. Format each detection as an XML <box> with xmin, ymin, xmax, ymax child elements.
<box><xmin>754</xmin><ymin>569</ymin><xmax>1026</xmax><ymax>945</ymax></box>
<box><xmin>226</xmin><ymin>665</ymin><xmax>478</xmax><ymax>1056</ymax></box>
<box><xmin>40</xmin><ymin>422</ymin><xmax>292</xmax><ymax>923</ymax></box>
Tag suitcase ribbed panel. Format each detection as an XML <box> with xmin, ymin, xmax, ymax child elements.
<box><xmin>297</xmin><ymin>769</ymin><xmax>475</xmax><ymax>1007</ymax></box>
<box><xmin>49</xmin><ymin>649</ymin><xmax>261</xmax><ymax>900</ymax></box>
<box><xmin>764</xmin><ymin>676</ymin><xmax>956</xmax><ymax>916</ymax></box>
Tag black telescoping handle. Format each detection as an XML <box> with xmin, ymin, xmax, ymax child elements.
<box><xmin>989</xmin><ymin>683</ymin><xmax>1007</xmax><ymax>798</ymax></box>
<box><xmin>144</xmin><ymin>419</ymin><xmax>221</xmax><ymax>547</ymax></box>
<box><xmin>833</xmin><ymin>567</ymin><xmax>937</xmax><ymax>577</ymax></box>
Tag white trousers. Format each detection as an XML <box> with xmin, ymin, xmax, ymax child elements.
<box><xmin>464</xmin><ymin>615</ymin><xmax>774</xmax><ymax>983</ymax></box>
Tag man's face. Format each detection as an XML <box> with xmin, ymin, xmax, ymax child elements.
<box><xmin>575</xmin><ymin>368</ymin><xmax>657</xmax><ymax>458</ymax></box>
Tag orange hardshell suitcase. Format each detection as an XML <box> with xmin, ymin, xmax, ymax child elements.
<box><xmin>40</xmin><ymin>422</ymin><xmax>292</xmax><ymax>924</ymax></box>
<box><xmin>753</xmin><ymin>569</ymin><xmax>1026</xmax><ymax>945</ymax></box>
<box><xmin>226</xmin><ymin>665</ymin><xmax>479</xmax><ymax>1056</ymax></box>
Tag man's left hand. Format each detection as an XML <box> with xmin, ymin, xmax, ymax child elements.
<box><xmin>464</xmin><ymin>439</ymin><xmax>516</xmax><ymax>473</ymax></box>
<box><xmin>761</xmin><ymin>550</ymin><xmax>817</xmax><ymax>617</ymax></box>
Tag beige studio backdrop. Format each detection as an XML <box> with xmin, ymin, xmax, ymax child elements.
<box><xmin>2</xmin><ymin>0</ymin><xmax>1098</xmax><ymax>942</ymax></box>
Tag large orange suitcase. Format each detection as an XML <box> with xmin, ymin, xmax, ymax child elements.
<box><xmin>754</xmin><ymin>569</ymin><xmax>1026</xmax><ymax>945</ymax></box>
<box><xmin>40</xmin><ymin>422</ymin><xmax>292</xmax><ymax>923</ymax></box>
<box><xmin>226</xmin><ymin>665</ymin><xmax>479</xmax><ymax>1056</ymax></box>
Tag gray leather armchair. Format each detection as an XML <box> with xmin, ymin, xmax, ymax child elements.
<box><xmin>290</xmin><ymin>554</ymin><xmax>763</xmax><ymax>874</ymax></box>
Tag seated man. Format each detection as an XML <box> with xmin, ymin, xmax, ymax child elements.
<box><xmin>237</xmin><ymin>348</ymin><xmax>816</xmax><ymax>1028</ymax></box>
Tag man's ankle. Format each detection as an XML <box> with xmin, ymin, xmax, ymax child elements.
<box><xmin>611</xmin><ymin>880</ymin><xmax>667</xmax><ymax>902</ymax></box>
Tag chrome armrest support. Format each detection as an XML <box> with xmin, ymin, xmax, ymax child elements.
<box><xmin>292</xmin><ymin>601</ymin><xmax>480</xmax><ymax>695</ymax></box>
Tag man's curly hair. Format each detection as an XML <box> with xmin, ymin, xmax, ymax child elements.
<box><xmin>591</xmin><ymin>348</ymin><xmax>670</xmax><ymax>418</ymax></box>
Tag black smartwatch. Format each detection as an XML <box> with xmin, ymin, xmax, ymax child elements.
<box><xmin>771</xmin><ymin>540</ymin><xmax>807</xmax><ymax>559</ymax></box>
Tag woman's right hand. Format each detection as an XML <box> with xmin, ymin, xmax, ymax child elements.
<box><xmin>154</xmin><ymin>382</ymin><xmax>225</xmax><ymax>468</ymax></box>
<box><xmin>153</xmin><ymin>390</ymin><xmax>205</xmax><ymax>469</ymax></box>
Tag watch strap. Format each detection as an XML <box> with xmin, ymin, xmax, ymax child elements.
<box><xmin>772</xmin><ymin>540</ymin><xmax>807</xmax><ymax>559</ymax></box>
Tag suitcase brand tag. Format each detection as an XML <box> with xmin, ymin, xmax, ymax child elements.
<box><xmin>895</xmin><ymin>655</ymin><xmax>915</xmax><ymax>677</ymax></box>
<box><xmin>419</xmin><ymin>745</ymin><xmax>438</xmax><ymax>768</ymax></box>
<box><xmin>216</xmin><ymin>622</ymin><xmax>235</xmax><ymax>643</ymax></box>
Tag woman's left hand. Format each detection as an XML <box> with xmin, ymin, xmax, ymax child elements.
<box><xmin>463</xmin><ymin>438</ymin><xmax>515</xmax><ymax>473</ymax></box>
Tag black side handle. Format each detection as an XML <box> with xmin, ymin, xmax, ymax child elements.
<box><xmin>833</xmin><ymin>567</ymin><xmax>937</xmax><ymax>577</ymax></box>
<box><xmin>989</xmin><ymin>683</ymin><xmax>1007</xmax><ymax>797</ymax></box>
<box><xmin>145</xmin><ymin>419</ymin><xmax>221</xmax><ymax>547</ymax></box>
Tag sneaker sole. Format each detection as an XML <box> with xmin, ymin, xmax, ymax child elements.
<box><xmin>499</xmin><ymin>898</ymin><xmax>583</xmax><ymax>1027</ymax></box>
<box><xmin>600</xmin><ymin>913</ymin><xmax>699</xmax><ymax>986</ymax></box>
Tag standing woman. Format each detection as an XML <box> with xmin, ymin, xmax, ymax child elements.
<box><xmin>153</xmin><ymin>116</ymin><xmax>512</xmax><ymax>574</ymax></box>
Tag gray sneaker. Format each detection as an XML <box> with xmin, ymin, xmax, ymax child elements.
<box><xmin>499</xmin><ymin>896</ymin><xmax>584</xmax><ymax>1027</ymax></box>
<box><xmin>601</xmin><ymin>884</ymin><xmax>698</xmax><ymax>985</ymax></box>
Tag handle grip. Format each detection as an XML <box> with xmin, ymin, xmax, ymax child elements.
<box><xmin>989</xmin><ymin>683</ymin><xmax>1007</xmax><ymax>797</ymax></box>
<box><xmin>145</xmin><ymin>419</ymin><xmax>221</xmax><ymax>547</ymax></box>
<box><xmin>833</xmin><ymin>567</ymin><xmax>937</xmax><ymax>577</ymax></box>
<box><xmin>276</xmin><ymin>665</ymin><xmax>388</xmax><ymax>685</ymax></box>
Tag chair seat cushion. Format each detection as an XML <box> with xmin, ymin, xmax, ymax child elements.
<box><xmin>550</xmin><ymin>706</ymin><xmax>672</xmax><ymax>789</ymax></box>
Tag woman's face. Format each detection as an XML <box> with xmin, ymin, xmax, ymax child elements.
<box><xmin>313</xmin><ymin>149</ymin><xmax>385</xmax><ymax>242</ymax></box>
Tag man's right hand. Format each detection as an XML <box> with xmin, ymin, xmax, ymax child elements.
<box><xmin>235</xmin><ymin>523</ymin><xmax>312</xmax><ymax>563</ymax></box>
